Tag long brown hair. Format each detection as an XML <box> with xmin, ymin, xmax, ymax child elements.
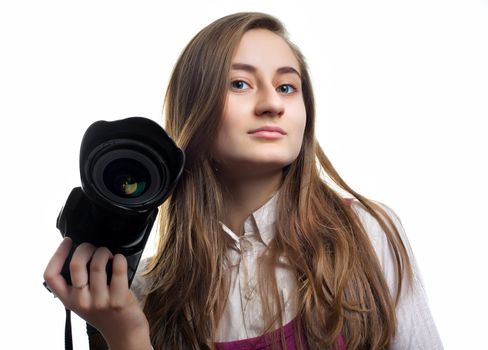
<box><xmin>143</xmin><ymin>12</ymin><xmax>412</xmax><ymax>349</ymax></box>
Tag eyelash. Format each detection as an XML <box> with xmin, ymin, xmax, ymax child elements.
<box><xmin>230</xmin><ymin>80</ymin><xmax>297</xmax><ymax>94</ymax></box>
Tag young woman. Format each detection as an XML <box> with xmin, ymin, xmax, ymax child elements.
<box><xmin>44</xmin><ymin>12</ymin><xmax>443</xmax><ymax>350</ymax></box>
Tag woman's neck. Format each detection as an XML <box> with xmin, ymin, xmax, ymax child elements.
<box><xmin>218</xmin><ymin>168</ymin><xmax>282</xmax><ymax>235</ymax></box>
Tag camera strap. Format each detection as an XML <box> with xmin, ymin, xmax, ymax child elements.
<box><xmin>64</xmin><ymin>309</ymin><xmax>73</xmax><ymax>350</ymax></box>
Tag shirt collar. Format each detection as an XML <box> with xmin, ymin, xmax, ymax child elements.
<box><xmin>221</xmin><ymin>192</ymin><xmax>279</xmax><ymax>246</ymax></box>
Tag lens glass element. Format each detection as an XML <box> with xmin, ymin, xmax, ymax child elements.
<box><xmin>103</xmin><ymin>158</ymin><xmax>150</xmax><ymax>199</ymax></box>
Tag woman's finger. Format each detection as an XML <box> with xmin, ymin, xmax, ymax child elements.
<box><xmin>109</xmin><ymin>254</ymin><xmax>130</xmax><ymax>308</ymax></box>
<box><xmin>89</xmin><ymin>247</ymin><xmax>113</xmax><ymax>308</ymax></box>
<box><xmin>43</xmin><ymin>237</ymin><xmax>73</xmax><ymax>300</ymax></box>
<box><xmin>70</xmin><ymin>242</ymin><xmax>96</xmax><ymax>291</ymax></box>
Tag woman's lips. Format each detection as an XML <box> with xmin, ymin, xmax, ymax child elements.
<box><xmin>248</xmin><ymin>126</ymin><xmax>286</xmax><ymax>140</ymax></box>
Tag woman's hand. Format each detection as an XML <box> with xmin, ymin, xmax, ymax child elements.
<box><xmin>43</xmin><ymin>237</ymin><xmax>152</xmax><ymax>350</ymax></box>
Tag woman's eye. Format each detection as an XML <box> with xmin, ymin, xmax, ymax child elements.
<box><xmin>277</xmin><ymin>84</ymin><xmax>296</xmax><ymax>94</ymax></box>
<box><xmin>231</xmin><ymin>80</ymin><xmax>250</xmax><ymax>90</ymax></box>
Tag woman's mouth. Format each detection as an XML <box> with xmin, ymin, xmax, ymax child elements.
<box><xmin>248</xmin><ymin>126</ymin><xmax>286</xmax><ymax>139</ymax></box>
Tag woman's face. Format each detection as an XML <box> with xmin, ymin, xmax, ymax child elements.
<box><xmin>212</xmin><ymin>29</ymin><xmax>307</xmax><ymax>175</ymax></box>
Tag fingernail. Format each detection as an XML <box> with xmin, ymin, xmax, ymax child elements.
<box><xmin>43</xmin><ymin>281</ymin><xmax>53</xmax><ymax>294</ymax></box>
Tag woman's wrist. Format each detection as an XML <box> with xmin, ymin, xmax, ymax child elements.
<box><xmin>105</xmin><ymin>324</ymin><xmax>152</xmax><ymax>350</ymax></box>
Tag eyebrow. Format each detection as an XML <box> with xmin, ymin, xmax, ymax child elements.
<box><xmin>231</xmin><ymin>63</ymin><xmax>301</xmax><ymax>78</ymax></box>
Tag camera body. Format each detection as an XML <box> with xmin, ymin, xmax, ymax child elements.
<box><xmin>57</xmin><ymin>117</ymin><xmax>184</xmax><ymax>286</ymax></box>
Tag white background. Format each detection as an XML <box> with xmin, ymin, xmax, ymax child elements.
<box><xmin>1</xmin><ymin>0</ymin><xmax>487</xmax><ymax>349</ymax></box>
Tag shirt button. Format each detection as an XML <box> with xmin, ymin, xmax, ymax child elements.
<box><xmin>244</xmin><ymin>284</ymin><xmax>256</xmax><ymax>300</ymax></box>
<box><xmin>240</xmin><ymin>238</ymin><xmax>252</xmax><ymax>253</ymax></box>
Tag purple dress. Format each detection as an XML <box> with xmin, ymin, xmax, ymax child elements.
<box><xmin>214</xmin><ymin>318</ymin><xmax>346</xmax><ymax>350</ymax></box>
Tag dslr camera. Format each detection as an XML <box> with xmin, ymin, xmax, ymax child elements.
<box><xmin>56</xmin><ymin>117</ymin><xmax>184</xmax><ymax>286</ymax></box>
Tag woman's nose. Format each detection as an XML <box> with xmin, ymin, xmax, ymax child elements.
<box><xmin>254</xmin><ymin>85</ymin><xmax>285</xmax><ymax>118</ymax></box>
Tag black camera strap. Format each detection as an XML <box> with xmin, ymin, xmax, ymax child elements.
<box><xmin>64</xmin><ymin>309</ymin><xmax>73</xmax><ymax>350</ymax></box>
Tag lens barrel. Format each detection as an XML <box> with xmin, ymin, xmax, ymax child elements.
<box><xmin>80</xmin><ymin>117</ymin><xmax>184</xmax><ymax>214</ymax></box>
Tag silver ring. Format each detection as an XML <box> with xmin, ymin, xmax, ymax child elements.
<box><xmin>72</xmin><ymin>282</ymin><xmax>89</xmax><ymax>290</ymax></box>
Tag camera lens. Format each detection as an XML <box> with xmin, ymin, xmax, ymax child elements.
<box><xmin>103</xmin><ymin>158</ymin><xmax>149</xmax><ymax>198</ymax></box>
<box><xmin>89</xmin><ymin>146</ymin><xmax>166</xmax><ymax>208</ymax></box>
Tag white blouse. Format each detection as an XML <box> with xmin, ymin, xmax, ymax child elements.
<box><xmin>132</xmin><ymin>194</ymin><xmax>443</xmax><ymax>349</ymax></box>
